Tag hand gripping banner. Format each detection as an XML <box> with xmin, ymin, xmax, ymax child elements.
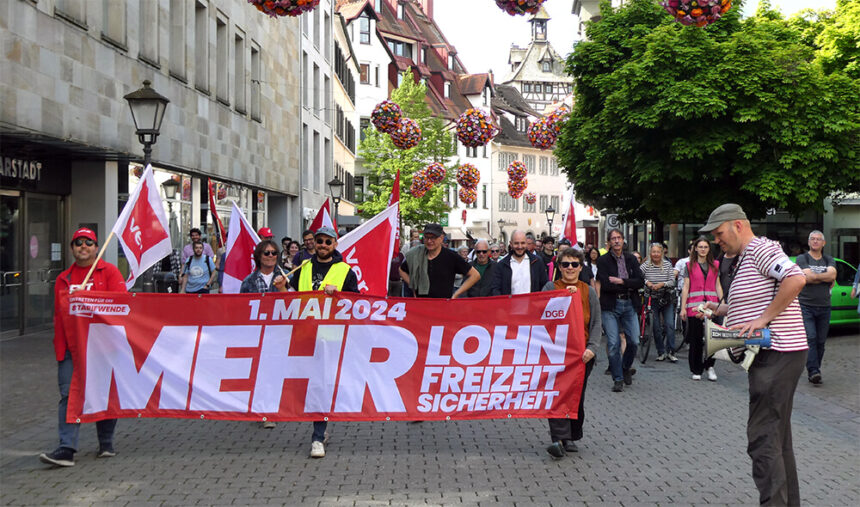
<box><xmin>59</xmin><ymin>290</ymin><xmax>585</xmax><ymax>423</ymax></box>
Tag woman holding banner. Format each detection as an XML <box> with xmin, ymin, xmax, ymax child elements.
<box><xmin>542</xmin><ymin>248</ymin><xmax>601</xmax><ymax>458</ymax></box>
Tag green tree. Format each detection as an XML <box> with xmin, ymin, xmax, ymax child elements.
<box><xmin>358</xmin><ymin>69</ymin><xmax>456</xmax><ymax>228</ymax></box>
<box><xmin>555</xmin><ymin>0</ymin><xmax>860</xmax><ymax>224</ymax></box>
<box><xmin>814</xmin><ymin>0</ymin><xmax>860</xmax><ymax>79</ymax></box>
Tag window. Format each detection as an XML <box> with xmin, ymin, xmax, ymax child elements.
<box><xmin>102</xmin><ymin>0</ymin><xmax>126</xmax><ymax>48</ymax></box>
<box><xmin>499</xmin><ymin>192</ymin><xmax>518</xmax><ymax>212</ymax></box>
<box><xmin>360</xmin><ymin>117</ymin><xmax>370</xmax><ymax>142</ymax></box>
<box><xmin>483</xmin><ymin>144</ymin><xmax>487</xmax><ymax>158</ymax></box>
<box><xmin>313</xmin><ymin>131</ymin><xmax>321</xmax><ymax>192</ymax></box>
<box><xmin>551</xmin><ymin>195</ymin><xmax>560</xmax><ymax>212</ymax></box>
<box><xmin>523</xmin><ymin>154</ymin><xmax>536</xmax><ymax>174</ymax></box>
<box><xmin>515</xmin><ymin>117</ymin><xmax>527</xmax><ymax>132</ymax></box>
<box><xmin>542</xmin><ymin>61</ymin><xmax>551</xmax><ymax>72</ymax></box>
<box><xmin>448</xmin><ymin>55</ymin><xmax>454</xmax><ymax>70</ymax></box>
<box><xmin>234</xmin><ymin>32</ymin><xmax>246</xmax><ymax>113</ymax></box>
<box><xmin>550</xmin><ymin>158</ymin><xmax>559</xmax><ymax>175</ymax></box>
<box><xmin>359</xmin><ymin>63</ymin><xmax>369</xmax><ymax>84</ymax></box>
<box><xmin>302</xmin><ymin>52</ymin><xmax>309</xmax><ymax>106</ymax></box>
<box><xmin>397</xmin><ymin>3</ymin><xmax>404</xmax><ymax>19</ymax></box>
<box><xmin>359</xmin><ymin>15</ymin><xmax>370</xmax><ymax>44</ymax></box>
<box><xmin>302</xmin><ymin>6</ymin><xmax>308</xmax><ymax>34</ymax></box>
<box><xmin>313</xmin><ymin>6</ymin><xmax>320</xmax><ymax>49</ymax></box>
<box><xmin>324</xmin><ymin>12</ymin><xmax>331</xmax><ymax>60</ymax></box>
<box><xmin>483</xmin><ymin>88</ymin><xmax>489</xmax><ymax>106</ymax></box>
<box><xmin>482</xmin><ymin>184</ymin><xmax>488</xmax><ymax>209</ymax></box>
<box><xmin>325</xmin><ymin>138</ymin><xmax>332</xmax><ymax>190</ymax></box>
<box><xmin>387</xmin><ymin>40</ymin><xmax>413</xmax><ymax>59</ymax></box>
<box><xmin>545</xmin><ymin>84</ymin><xmax>553</xmax><ymax>93</ymax></box>
<box><xmin>302</xmin><ymin>124</ymin><xmax>309</xmax><ymax>189</ymax></box>
<box><xmin>194</xmin><ymin>1</ymin><xmax>208</xmax><ymax>92</ymax></box>
<box><xmin>397</xmin><ymin>72</ymin><xmax>404</xmax><ymax>87</ymax></box>
<box><xmin>250</xmin><ymin>44</ymin><xmax>261</xmax><ymax>121</ymax></box>
<box><xmin>169</xmin><ymin>0</ymin><xmax>186</xmax><ymax>79</ymax></box>
<box><xmin>375</xmin><ymin>0</ymin><xmax>383</xmax><ymax>13</ymax></box>
<box><xmin>324</xmin><ymin>76</ymin><xmax>331</xmax><ymax>122</ymax></box>
<box><xmin>313</xmin><ymin>63</ymin><xmax>320</xmax><ymax>116</ymax></box>
<box><xmin>354</xmin><ymin>175</ymin><xmax>365</xmax><ymax>202</ymax></box>
<box><xmin>139</xmin><ymin>0</ymin><xmax>158</xmax><ymax>64</ymax></box>
<box><xmin>375</xmin><ymin>65</ymin><xmax>379</xmax><ymax>87</ymax></box>
<box><xmin>444</xmin><ymin>82</ymin><xmax>451</xmax><ymax>98</ymax></box>
<box><xmin>421</xmin><ymin>47</ymin><xmax>427</xmax><ymax>63</ymax></box>
<box><xmin>523</xmin><ymin>83</ymin><xmax>531</xmax><ymax>93</ymax></box>
<box><xmin>539</xmin><ymin>195</ymin><xmax>548</xmax><ymax>212</ymax></box>
<box><xmin>498</xmin><ymin>151</ymin><xmax>517</xmax><ymax>170</ymax></box>
<box><xmin>55</xmin><ymin>0</ymin><xmax>87</xmax><ymax>26</ymax></box>
<box><xmin>466</xmin><ymin>146</ymin><xmax>477</xmax><ymax>158</ymax></box>
<box><xmin>215</xmin><ymin>15</ymin><xmax>228</xmax><ymax>103</ymax></box>
<box><xmin>523</xmin><ymin>197</ymin><xmax>536</xmax><ymax>213</ymax></box>
<box><xmin>539</xmin><ymin>157</ymin><xmax>548</xmax><ymax>175</ymax></box>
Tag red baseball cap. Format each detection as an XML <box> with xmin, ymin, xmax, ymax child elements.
<box><xmin>72</xmin><ymin>228</ymin><xmax>97</xmax><ymax>243</ymax></box>
<box><xmin>258</xmin><ymin>227</ymin><xmax>273</xmax><ymax>239</ymax></box>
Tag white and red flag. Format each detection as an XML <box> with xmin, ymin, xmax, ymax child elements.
<box><xmin>220</xmin><ymin>202</ymin><xmax>261</xmax><ymax>294</ymax></box>
<box><xmin>309</xmin><ymin>198</ymin><xmax>337</xmax><ymax>233</ymax></box>
<box><xmin>112</xmin><ymin>165</ymin><xmax>172</xmax><ymax>289</ymax></box>
<box><xmin>388</xmin><ymin>168</ymin><xmax>401</xmax><ymax>255</ymax></box>
<box><xmin>207</xmin><ymin>179</ymin><xmax>227</xmax><ymax>249</ymax></box>
<box><xmin>560</xmin><ymin>186</ymin><xmax>578</xmax><ymax>245</ymax></box>
<box><xmin>337</xmin><ymin>203</ymin><xmax>398</xmax><ymax>296</ymax></box>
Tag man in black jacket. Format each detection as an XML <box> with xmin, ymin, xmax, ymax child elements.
<box><xmin>466</xmin><ymin>240</ymin><xmax>496</xmax><ymax>297</ymax></box>
<box><xmin>490</xmin><ymin>231</ymin><xmax>548</xmax><ymax>295</ymax></box>
<box><xmin>596</xmin><ymin>228</ymin><xmax>644</xmax><ymax>392</ymax></box>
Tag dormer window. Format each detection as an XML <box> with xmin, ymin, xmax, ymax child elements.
<box><xmin>397</xmin><ymin>3</ymin><xmax>404</xmax><ymax>19</ymax></box>
<box><xmin>448</xmin><ymin>55</ymin><xmax>454</xmax><ymax>70</ymax></box>
<box><xmin>516</xmin><ymin>116</ymin><xmax>527</xmax><ymax>132</ymax></box>
<box><xmin>422</xmin><ymin>46</ymin><xmax>427</xmax><ymax>63</ymax></box>
<box><xmin>483</xmin><ymin>88</ymin><xmax>489</xmax><ymax>106</ymax></box>
<box><xmin>444</xmin><ymin>81</ymin><xmax>451</xmax><ymax>98</ymax></box>
<box><xmin>375</xmin><ymin>0</ymin><xmax>383</xmax><ymax>13</ymax></box>
<box><xmin>542</xmin><ymin>61</ymin><xmax>552</xmax><ymax>72</ymax></box>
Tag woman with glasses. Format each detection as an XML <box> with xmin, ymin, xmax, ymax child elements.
<box><xmin>240</xmin><ymin>240</ymin><xmax>289</xmax><ymax>295</ymax></box>
<box><xmin>680</xmin><ymin>237</ymin><xmax>723</xmax><ymax>381</ymax></box>
<box><xmin>542</xmin><ymin>247</ymin><xmax>600</xmax><ymax>458</ymax></box>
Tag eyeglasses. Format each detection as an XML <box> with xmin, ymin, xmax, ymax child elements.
<box><xmin>490</xmin><ymin>250</ymin><xmax>499</xmax><ymax>253</ymax></box>
<box><xmin>303</xmin><ymin>237</ymin><xmax>314</xmax><ymax>242</ymax></box>
<box><xmin>475</xmin><ymin>250</ymin><xmax>488</xmax><ymax>254</ymax></box>
<box><xmin>560</xmin><ymin>261</ymin><xmax>581</xmax><ymax>268</ymax></box>
<box><xmin>423</xmin><ymin>234</ymin><xmax>439</xmax><ymax>240</ymax></box>
<box><xmin>73</xmin><ymin>238</ymin><xmax>95</xmax><ymax>247</ymax></box>
<box><xmin>315</xmin><ymin>237</ymin><xmax>334</xmax><ymax>245</ymax></box>
<box><xmin>262</xmin><ymin>250</ymin><xmax>278</xmax><ymax>256</ymax></box>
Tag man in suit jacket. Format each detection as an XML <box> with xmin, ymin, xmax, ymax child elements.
<box><xmin>490</xmin><ymin>231</ymin><xmax>548</xmax><ymax>296</ymax></box>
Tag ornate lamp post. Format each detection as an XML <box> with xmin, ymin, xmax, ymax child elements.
<box><xmin>124</xmin><ymin>80</ymin><xmax>170</xmax><ymax>166</ymax></box>
<box><xmin>545</xmin><ymin>205</ymin><xmax>556</xmax><ymax>238</ymax></box>
<box><xmin>161</xmin><ymin>177</ymin><xmax>179</xmax><ymax>213</ymax></box>
<box><xmin>327</xmin><ymin>177</ymin><xmax>344</xmax><ymax>230</ymax></box>
<box><xmin>497</xmin><ymin>218</ymin><xmax>505</xmax><ymax>243</ymax></box>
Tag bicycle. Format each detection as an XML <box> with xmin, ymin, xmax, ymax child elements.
<box><xmin>637</xmin><ymin>288</ymin><xmax>654</xmax><ymax>364</ymax></box>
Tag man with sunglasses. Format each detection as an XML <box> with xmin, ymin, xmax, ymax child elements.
<box><xmin>489</xmin><ymin>244</ymin><xmax>501</xmax><ymax>261</ymax></box>
<box><xmin>39</xmin><ymin>228</ymin><xmax>125</xmax><ymax>468</ymax></box>
<box><xmin>289</xmin><ymin>226</ymin><xmax>359</xmax><ymax>458</ymax></box>
<box><xmin>465</xmin><ymin>240</ymin><xmax>496</xmax><ymax>297</ymax></box>
<box><xmin>400</xmin><ymin>223</ymin><xmax>479</xmax><ymax>299</ymax></box>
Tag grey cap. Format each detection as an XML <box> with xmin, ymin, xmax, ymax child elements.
<box><xmin>699</xmin><ymin>203</ymin><xmax>748</xmax><ymax>233</ymax></box>
<box><xmin>314</xmin><ymin>226</ymin><xmax>337</xmax><ymax>238</ymax></box>
<box><xmin>423</xmin><ymin>223</ymin><xmax>444</xmax><ymax>236</ymax></box>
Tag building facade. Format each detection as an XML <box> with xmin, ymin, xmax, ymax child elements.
<box><xmin>332</xmin><ymin>9</ymin><xmax>360</xmax><ymax>225</ymax></box>
<box><xmin>0</xmin><ymin>0</ymin><xmax>301</xmax><ymax>336</ymax></box>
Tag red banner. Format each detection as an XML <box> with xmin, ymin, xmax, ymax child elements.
<box><xmin>59</xmin><ymin>290</ymin><xmax>585</xmax><ymax>423</ymax></box>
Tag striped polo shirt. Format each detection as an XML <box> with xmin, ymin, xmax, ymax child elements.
<box><xmin>726</xmin><ymin>237</ymin><xmax>807</xmax><ymax>352</ymax></box>
<box><xmin>640</xmin><ymin>258</ymin><xmax>676</xmax><ymax>286</ymax></box>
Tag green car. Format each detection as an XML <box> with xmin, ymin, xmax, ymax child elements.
<box><xmin>791</xmin><ymin>256</ymin><xmax>860</xmax><ymax>327</ymax></box>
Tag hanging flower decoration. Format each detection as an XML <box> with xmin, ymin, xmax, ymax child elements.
<box><xmin>248</xmin><ymin>0</ymin><xmax>321</xmax><ymax>18</ymax></box>
<box><xmin>660</xmin><ymin>0</ymin><xmax>732</xmax><ymax>27</ymax></box>
<box><xmin>495</xmin><ymin>0</ymin><xmax>546</xmax><ymax>16</ymax></box>
<box><xmin>508</xmin><ymin>177</ymin><xmax>528</xmax><ymax>198</ymax></box>
<box><xmin>390</xmin><ymin>118</ymin><xmax>422</xmax><ymax>150</ymax></box>
<box><xmin>371</xmin><ymin>100</ymin><xmax>403</xmax><ymax>134</ymax></box>
<box><xmin>216</xmin><ymin>184</ymin><xmax>227</xmax><ymax>201</ymax></box>
<box><xmin>131</xmin><ymin>166</ymin><xmax>143</xmax><ymax>178</ymax></box>
<box><xmin>458</xmin><ymin>187</ymin><xmax>478</xmax><ymax>205</ymax></box>
<box><xmin>410</xmin><ymin>170</ymin><xmax>431</xmax><ymax>198</ymax></box>
<box><xmin>455</xmin><ymin>108</ymin><xmax>499</xmax><ymax>147</ymax></box>
<box><xmin>527</xmin><ymin>117</ymin><xmax>557</xmax><ymax>150</ymax></box>
<box><xmin>456</xmin><ymin>163</ymin><xmax>480</xmax><ymax>189</ymax></box>
<box><xmin>425</xmin><ymin>162</ymin><xmax>447</xmax><ymax>185</ymax></box>
<box><xmin>257</xmin><ymin>191</ymin><xmax>265</xmax><ymax>206</ymax></box>
<box><xmin>507</xmin><ymin>161</ymin><xmax>528</xmax><ymax>181</ymax></box>
<box><xmin>547</xmin><ymin>105</ymin><xmax>570</xmax><ymax>135</ymax></box>
<box><xmin>524</xmin><ymin>192</ymin><xmax>537</xmax><ymax>205</ymax></box>
<box><xmin>182</xmin><ymin>178</ymin><xmax>192</xmax><ymax>201</ymax></box>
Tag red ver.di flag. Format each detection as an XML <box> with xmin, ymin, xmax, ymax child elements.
<box><xmin>113</xmin><ymin>164</ymin><xmax>172</xmax><ymax>289</ymax></box>
<box><xmin>336</xmin><ymin>203</ymin><xmax>398</xmax><ymax>297</ymax></box>
<box><xmin>60</xmin><ymin>290</ymin><xmax>586</xmax><ymax>422</ymax></box>
<box><xmin>221</xmin><ymin>202</ymin><xmax>260</xmax><ymax>294</ymax></box>
<box><xmin>309</xmin><ymin>198</ymin><xmax>337</xmax><ymax>233</ymax></box>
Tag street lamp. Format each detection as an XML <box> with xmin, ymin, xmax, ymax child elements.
<box><xmin>545</xmin><ymin>205</ymin><xmax>556</xmax><ymax>237</ymax></box>
<box><xmin>161</xmin><ymin>177</ymin><xmax>180</xmax><ymax>212</ymax></box>
<box><xmin>327</xmin><ymin>177</ymin><xmax>344</xmax><ymax>230</ymax></box>
<box><xmin>497</xmin><ymin>218</ymin><xmax>505</xmax><ymax>242</ymax></box>
<box><xmin>124</xmin><ymin>80</ymin><xmax>170</xmax><ymax>166</ymax></box>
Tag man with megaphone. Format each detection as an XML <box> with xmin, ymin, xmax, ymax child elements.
<box><xmin>698</xmin><ymin>203</ymin><xmax>807</xmax><ymax>507</ymax></box>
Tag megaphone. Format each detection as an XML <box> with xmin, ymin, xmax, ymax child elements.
<box><xmin>704</xmin><ymin>319</ymin><xmax>772</xmax><ymax>372</ymax></box>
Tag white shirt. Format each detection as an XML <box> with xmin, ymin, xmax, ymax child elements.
<box><xmin>510</xmin><ymin>255</ymin><xmax>531</xmax><ymax>295</ymax></box>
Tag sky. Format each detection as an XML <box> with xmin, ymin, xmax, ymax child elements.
<box><xmin>433</xmin><ymin>0</ymin><xmax>836</xmax><ymax>80</ymax></box>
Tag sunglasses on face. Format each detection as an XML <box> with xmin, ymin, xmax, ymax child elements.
<box><xmin>73</xmin><ymin>238</ymin><xmax>95</xmax><ymax>247</ymax></box>
<box><xmin>423</xmin><ymin>234</ymin><xmax>439</xmax><ymax>240</ymax></box>
<box><xmin>560</xmin><ymin>261</ymin><xmax>581</xmax><ymax>268</ymax></box>
<box><xmin>491</xmin><ymin>250</ymin><xmax>499</xmax><ymax>253</ymax></box>
<box><xmin>315</xmin><ymin>237</ymin><xmax>334</xmax><ymax>245</ymax></box>
<box><xmin>262</xmin><ymin>250</ymin><xmax>278</xmax><ymax>257</ymax></box>
<box><xmin>475</xmin><ymin>250</ymin><xmax>488</xmax><ymax>254</ymax></box>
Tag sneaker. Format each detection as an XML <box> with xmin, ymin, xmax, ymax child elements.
<box><xmin>310</xmin><ymin>441</ymin><xmax>325</xmax><ymax>458</ymax></box>
<box><xmin>546</xmin><ymin>441</ymin><xmax>565</xmax><ymax>458</ymax></box>
<box><xmin>623</xmin><ymin>369</ymin><xmax>634</xmax><ymax>386</ymax></box>
<box><xmin>707</xmin><ymin>367</ymin><xmax>717</xmax><ymax>382</ymax></box>
<box><xmin>667</xmin><ymin>352</ymin><xmax>678</xmax><ymax>363</ymax></box>
<box><xmin>612</xmin><ymin>380</ymin><xmax>624</xmax><ymax>392</ymax></box>
<box><xmin>691</xmin><ymin>374</ymin><xmax>702</xmax><ymax>380</ymax></box>
<box><xmin>97</xmin><ymin>444</ymin><xmax>116</xmax><ymax>458</ymax></box>
<box><xmin>262</xmin><ymin>420</ymin><xmax>276</xmax><ymax>429</ymax></box>
<box><xmin>39</xmin><ymin>447</ymin><xmax>75</xmax><ymax>467</ymax></box>
<box><xmin>562</xmin><ymin>440</ymin><xmax>579</xmax><ymax>453</ymax></box>
<box><xmin>809</xmin><ymin>372</ymin><xmax>822</xmax><ymax>385</ymax></box>
<box><xmin>656</xmin><ymin>354</ymin><xmax>666</xmax><ymax>361</ymax></box>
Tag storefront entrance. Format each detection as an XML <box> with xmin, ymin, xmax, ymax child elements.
<box><xmin>1</xmin><ymin>191</ymin><xmax>64</xmax><ymax>337</ymax></box>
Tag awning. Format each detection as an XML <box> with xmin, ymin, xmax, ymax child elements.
<box><xmin>443</xmin><ymin>227</ymin><xmax>468</xmax><ymax>241</ymax></box>
<box><xmin>337</xmin><ymin>215</ymin><xmax>364</xmax><ymax>226</ymax></box>
<box><xmin>467</xmin><ymin>227</ymin><xmax>491</xmax><ymax>240</ymax></box>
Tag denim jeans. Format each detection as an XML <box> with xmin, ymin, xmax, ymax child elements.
<box><xmin>602</xmin><ymin>299</ymin><xmax>640</xmax><ymax>382</ymax></box>
<box><xmin>57</xmin><ymin>352</ymin><xmax>116</xmax><ymax>452</ymax></box>
<box><xmin>312</xmin><ymin>421</ymin><xmax>327</xmax><ymax>443</ymax></box>
<box><xmin>801</xmin><ymin>304</ymin><xmax>830</xmax><ymax>376</ymax></box>
<box><xmin>651</xmin><ymin>301</ymin><xmax>676</xmax><ymax>355</ymax></box>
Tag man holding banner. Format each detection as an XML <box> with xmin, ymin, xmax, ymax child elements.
<box><xmin>289</xmin><ymin>226</ymin><xmax>359</xmax><ymax>458</ymax></box>
<box><xmin>39</xmin><ymin>228</ymin><xmax>126</xmax><ymax>468</ymax></box>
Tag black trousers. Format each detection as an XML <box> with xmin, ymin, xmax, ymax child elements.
<box><xmin>548</xmin><ymin>357</ymin><xmax>594</xmax><ymax>442</ymax></box>
<box><xmin>748</xmin><ymin>349</ymin><xmax>805</xmax><ymax>506</ymax></box>
<box><xmin>687</xmin><ymin>317</ymin><xmax>715</xmax><ymax>375</ymax></box>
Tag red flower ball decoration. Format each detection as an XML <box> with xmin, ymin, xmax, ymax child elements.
<box><xmin>410</xmin><ymin>170</ymin><xmax>431</xmax><ymax>198</ymax></box>
<box><xmin>459</xmin><ymin>187</ymin><xmax>478</xmax><ymax>205</ymax></box>
<box><xmin>456</xmin><ymin>108</ymin><xmax>499</xmax><ymax>148</ymax></box>
<box><xmin>371</xmin><ymin>100</ymin><xmax>403</xmax><ymax>134</ymax></box>
<box><xmin>507</xmin><ymin>161</ymin><xmax>527</xmax><ymax>181</ymax></box>
<box><xmin>508</xmin><ymin>178</ymin><xmax>528</xmax><ymax>198</ymax></box>
<box><xmin>390</xmin><ymin>118</ymin><xmax>422</xmax><ymax>150</ymax></box>
<box><xmin>131</xmin><ymin>166</ymin><xmax>143</xmax><ymax>178</ymax></box>
<box><xmin>216</xmin><ymin>185</ymin><xmax>227</xmax><ymax>200</ymax></box>
<box><xmin>495</xmin><ymin>0</ymin><xmax>546</xmax><ymax>16</ymax></box>
<box><xmin>547</xmin><ymin>105</ymin><xmax>570</xmax><ymax>135</ymax></box>
<box><xmin>660</xmin><ymin>0</ymin><xmax>732</xmax><ymax>27</ymax></box>
<box><xmin>425</xmin><ymin>163</ymin><xmax>447</xmax><ymax>185</ymax></box>
<box><xmin>248</xmin><ymin>0</ymin><xmax>320</xmax><ymax>18</ymax></box>
<box><xmin>527</xmin><ymin>117</ymin><xmax>557</xmax><ymax>150</ymax></box>
<box><xmin>456</xmin><ymin>164</ymin><xmax>480</xmax><ymax>189</ymax></box>
<box><xmin>524</xmin><ymin>192</ymin><xmax>537</xmax><ymax>205</ymax></box>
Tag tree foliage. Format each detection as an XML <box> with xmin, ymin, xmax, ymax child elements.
<box><xmin>357</xmin><ymin>69</ymin><xmax>455</xmax><ymax>228</ymax></box>
<box><xmin>555</xmin><ymin>0</ymin><xmax>860</xmax><ymax>223</ymax></box>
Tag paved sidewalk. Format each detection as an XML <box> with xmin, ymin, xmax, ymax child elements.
<box><xmin>1</xmin><ymin>327</ymin><xmax>858</xmax><ymax>506</ymax></box>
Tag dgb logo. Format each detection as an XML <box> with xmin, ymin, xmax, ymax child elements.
<box><xmin>544</xmin><ymin>309</ymin><xmax>567</xmax><ymax>319</ymax></box>
<box><xmin>541</xmin><ymin>296</ymin><xmax>571</xmax><ymax>320</ymax></box>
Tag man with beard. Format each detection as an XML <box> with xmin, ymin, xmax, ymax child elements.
<box><xmin>489</xmin><ymin>230</ymin><xmax>548</xmax><ymax>296</ymax></box>
<box><xmin>289</xmin><ymin>226</ymin><xmax>359</xmax><ymax>458</ymax></box>
<box><xmin>399</xmin><ymin>223</ymin><xmax>479</xmax><ymax>299</ymax></box>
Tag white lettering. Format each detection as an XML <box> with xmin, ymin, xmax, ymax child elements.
<box><xmin>189</xmin><ymin>326</ymin><xmax>260</xmax><ymax>412</ymax></box>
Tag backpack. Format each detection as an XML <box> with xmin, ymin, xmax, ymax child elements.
<box><xmin>185</xmin><ymin>256</ymin><xmax>213</xmax><ymax>276</ymax></box>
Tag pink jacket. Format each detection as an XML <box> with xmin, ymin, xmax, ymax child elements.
<box><xmin>685</xmin><ymin>260</ymin><xmax>720</xmax><ymax>317</ymax></box>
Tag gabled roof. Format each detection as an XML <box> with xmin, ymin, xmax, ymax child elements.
<box><xmin>458</xmin><ymin>74</ymin><xmax>492</xmax><ymax>96</ymax></box>
<box><xmin>503</xmin><ymin>40</ymin><xmax>573</xmax><ymax>84</ymax></box>
<box><xmin>336</xmin><ymin>0</ymin><xmax>376</xmax><ymax>22</ymax></box>
<box><xmin>529</xmin><ymin>6</ymin><xmax>551</xmax><ymax>21</ymax></box>
<box><xmin>492</xmin><ymin>85</ymin><xmax>540</xmax><ymax>118</ymax></box>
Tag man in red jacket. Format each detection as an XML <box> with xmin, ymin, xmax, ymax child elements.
<box><xmin>39</xmin><ymin>228</ymin><xmax>126</xmax><ymax>468</ymax></box>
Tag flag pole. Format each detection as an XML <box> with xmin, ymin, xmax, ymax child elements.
<box><xmin>77</xmin><ymin>231</ymin><xmax>116</xmax><ymax>292</ymax></box>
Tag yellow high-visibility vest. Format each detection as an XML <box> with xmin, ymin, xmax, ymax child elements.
<box><xmin>298</xmin><ymin>261</ymin><xmax>350</xmax><ymax>292</ymax></box>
